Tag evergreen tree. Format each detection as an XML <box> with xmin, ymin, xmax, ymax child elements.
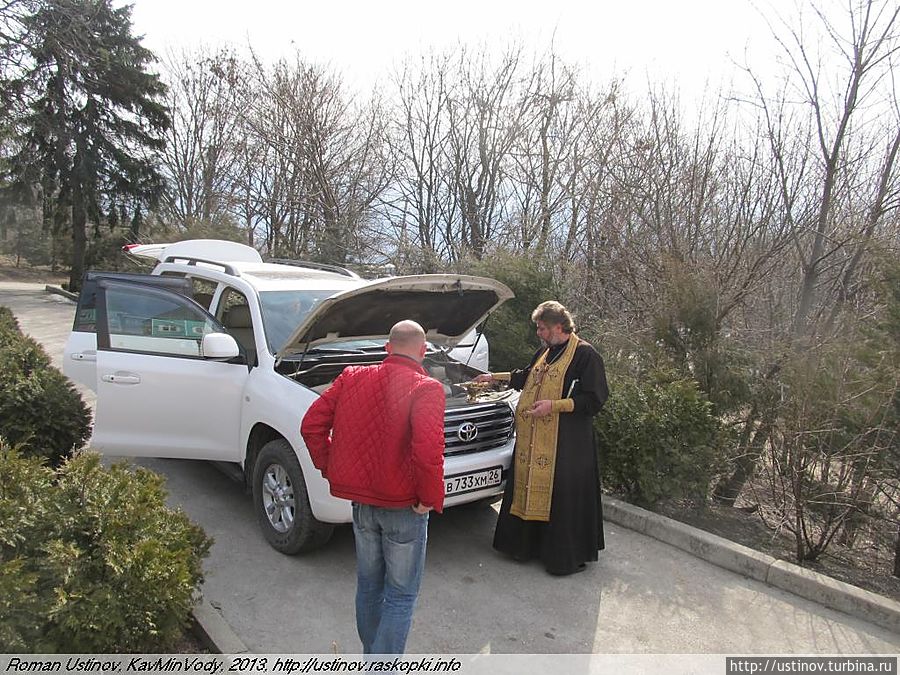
<box><xmin>1</xmin><ymin>0</ymin><xmax>168</xmax><ymax>290</ymax></box>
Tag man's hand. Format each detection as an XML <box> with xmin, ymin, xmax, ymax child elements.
<box><xmin>526</xmin><ymin>399</ymin><xmax>552</xmax><ymax>418</ymax></box>
<box><xmin>412</xmin><ymin>503</ymin><xmax>433</xmax><ymax>514</ymax></box>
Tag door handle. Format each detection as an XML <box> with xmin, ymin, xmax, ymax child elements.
<box><xmin>70</xmin><ymin>351</ymin><xmax>97</xmax><ymax>362</ymax></box>
<box><xmin>101</xmin><ymin>373</ymin><xmax>141</xmax><ymax>385</ymax></box>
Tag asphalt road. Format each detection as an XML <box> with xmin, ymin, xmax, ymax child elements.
<box><xmin>2</xmin><ymin>281</ymin><xmax>898</xmax><ymax>654</ymax></box>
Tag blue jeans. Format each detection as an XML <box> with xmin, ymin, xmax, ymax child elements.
<box><xmin>352</xmin><ymin>503</ymin><xmax>429</xmax><ymax>655</ymax></box>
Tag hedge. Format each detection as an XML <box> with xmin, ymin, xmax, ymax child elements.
<box><xmin>0</xmin><ymin>306</ymin><xmax>91</xmax><ymax>465</ymax></box>
<box><xmin>596</xmin><ymin>372</ymin><xmax>725</xmax><ymax>507</ymax></box>
<box><xmin>0</xmin><ymin>444</ymin><xmax>213</xmax><ymax>652</ymax></box>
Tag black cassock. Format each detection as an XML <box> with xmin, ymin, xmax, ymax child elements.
<box><xmin>493</xmin><ymin>339</ymin><xmax>609</xmax><ymax>575</ymax></box>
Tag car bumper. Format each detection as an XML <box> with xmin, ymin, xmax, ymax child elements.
<box><xmin>312</xmin><ymin>437</ymin><xmax>514</xmax><ymax>523</ymax></box>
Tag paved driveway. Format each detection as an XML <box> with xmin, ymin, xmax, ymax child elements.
<box><xmin>2</xmin><ymin>282</ymin><xmax>898</xmax><ymax>654</ymax></box>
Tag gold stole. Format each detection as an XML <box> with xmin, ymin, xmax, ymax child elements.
<box><xmin>509</xmin><ymin>336</ymin><xmax>580</xmax><ymax>521</ymax></box>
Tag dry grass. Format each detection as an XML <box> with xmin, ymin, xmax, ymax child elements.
<box><xmin>652</xmin><ymin>495</ymin><xmax>900</xmax><ymax>602</ymax></box>
<box><xmin>0</xmin><ymin>257</ymin><xmax>68</xmax><ymax>283</ymax></box>
<box><xmin>171</xmin><ymin>627</ymin><xmax>211</xmax><ymax>653</ymax></box>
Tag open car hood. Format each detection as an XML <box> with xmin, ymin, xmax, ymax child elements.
<box><xmin>276</xmin><ymin>274</ymin><xmax>514</xmax><ymax>359</ymax></box>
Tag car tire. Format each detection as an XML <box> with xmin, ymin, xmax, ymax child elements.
<box><xmin>252</xmin><ymin>439</ymin><xmax>333</xmax><ymax>554</ymax></box>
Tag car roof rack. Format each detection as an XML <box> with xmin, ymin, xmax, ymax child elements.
<box><xmin>266</xmin><ymin>258</ymin><xmax>360</xmax><ymax>279</ymax></box>
<box><xmin>161</xmin><ymin>256</ymin><xmax>241</xmax><ymax>277</ymax></box>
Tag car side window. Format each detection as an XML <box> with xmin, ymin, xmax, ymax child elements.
<box><xmin>74</xmin><ymin>292</ymin><xmax>98</xmax><ymax>332</ymax></box>
<box><xmin>217</xmin><ymin>288</ymin><xmax>246</xmax><ymax>318</ymax></box>
<box><xmin>158</xmin><ymin>271</ymin><xmax>218</xmax><ymax>311</ymax></box>
<box><xmin>218</xmin><ymin>287</ymin><xmax>257</xmax><ymax>364</ymax></box>
<box><xmin>74</xmin><ymin>273</ymin><xmax>192</xmax><ymax>333</ymax></box>
<box><xmin>188</xmin><ymin>277</ymin><xmax>217</xmax><ymax>310</ymax></box>
<box><xmin>103</xmin><ymin>286</ymin><xmax>221</xmax><ymax>358</ymax></box>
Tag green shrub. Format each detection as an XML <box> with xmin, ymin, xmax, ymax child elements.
<box><xmin>0</xmin><ymin>306</ymin><xmax>90</xmax><ymax>465</ymax></box>
<box><xmin>467</xmin><ymin>251</ymin><xmax>558</xmax><ymax>371</ymax></box>
<box><xmin>0</xmin><ymin>444</ymin><xmax>213</xmax><ymax>652</ymax></box>
<box><xmin>84</xmin><ymin>230</ymin><xmax>133</xmax><ymax>272</ymax></box>
<box><xmin>0</xmin><ymin>208</ymin><xmax>57</xmax><ymax>268</ymax></box>
<box><xmin>596</xmin><ymin>372</ymin><xmax>724</xmax><ymax>507</ymax></box>
<box><xmin>649</xmin><ymin>260</ymin><xmax>753</xmax><ymax>417</ymax></box>
<box><xmin>0</xmin><ymin>445</ymin><xmax>51</xmax><ymax>651</ymax></box>
<box><xmin>0</xmin><ymin>328</ymin><xmax>51</xmax><ymax>371</ymax></box>
<box><xmin>0</xmin><ymin>306</ymin><xmax>20</xmax><ymax>337</ymax></box>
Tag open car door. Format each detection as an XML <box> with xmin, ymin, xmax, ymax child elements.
<box><xmin>64</xmin><ymin>272</ymin><xmax>195</xmax><ymax>392</ymax></box>
<box><xmin>89</xmin><ymin>279</ymin><xmax>249</xmax><ymax>461</ymax></box>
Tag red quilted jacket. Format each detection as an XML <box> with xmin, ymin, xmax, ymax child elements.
<box><xmin>300</xmin><ymin>354</ymin><xmax>446</xmax><ymax>512</ymax></box>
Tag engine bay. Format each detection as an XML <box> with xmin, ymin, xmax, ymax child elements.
<box><xmin>277</xmin><ymin>350</ymin><xmax>513</xmax><ymax>405</ymax></box>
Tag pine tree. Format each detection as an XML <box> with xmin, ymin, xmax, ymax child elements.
<box><xmin>1</xmin><ymin>0</ymin><xmax>169</xmax><ymax>290</ymax></box>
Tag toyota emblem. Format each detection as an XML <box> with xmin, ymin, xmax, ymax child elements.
<box><xmin>457</xmin><ymin>421</ymin><xmax>478</xmax><ymax>442</ymax></box>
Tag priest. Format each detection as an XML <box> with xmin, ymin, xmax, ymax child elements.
<box><xmin>476</xmin><ymin>301</ymin><xmax>609</xmax><ymax>575</ymax></box>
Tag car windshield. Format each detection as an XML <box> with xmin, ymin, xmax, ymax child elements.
<box><xmin>258</xmin><ymin>289</ymin><xmax>343</xmax><ymax>353</ymax></box>
<box><xmin>259</xmin><ymin>289</ymin><xmax>460</xmax><ymax>357</ymax></box>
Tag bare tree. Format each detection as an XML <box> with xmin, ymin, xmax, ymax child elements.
<box><xmin>770</xmin><ymin>0</ymin><xmax>900</xmax><ymax>333</ymax></box>
<box><xmin>445</xmin><ymin>45</ymin><xmax>529</xmax><ymax>259</ymax></box>
<box><xmin>384</xmin><ymin>51</ymin><xmax>459</xmax><ymax>268</ymax></box>
<box><xmin>713</xmin><ymin>0</ymin><xmax>900</xmax><ymax>507</ymax></box>
<box><xmin>159</xmin><ymin>47</ymin><xmax>248</xmax><ymax>234</ymax></box>
<box><xmin>558</xmin><ymin>82</ymin><xmax>629</xmax><ymax>267</ymax></box>
<box><xmin>242</xmin><ymin>54</ymin><xmax>390</xmax><ymax>263</ymax></box>
<box><xmin>507</xmin><ymin>52</ymin><xmax>580</xmax><ymax>254</ymax></box>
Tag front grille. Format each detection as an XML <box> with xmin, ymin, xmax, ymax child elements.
<box><xmin>444</xmin><ymin>402</ymin><xmax>514</xmax><ymax>457</ymax></box>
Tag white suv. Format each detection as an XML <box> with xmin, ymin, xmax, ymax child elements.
<box><xmin>63</xmin><ymin>239</ymin><xmax>518</xmax><ymax>554</ymax></box>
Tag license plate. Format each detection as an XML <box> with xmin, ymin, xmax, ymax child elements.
<box><xmin>444</xmin><ymin>467</ymin><xmax>502</xmax><ymax>496</ymax></box>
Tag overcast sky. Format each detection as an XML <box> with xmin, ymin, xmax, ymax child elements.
<box><xmin>128</xmin><ymin>0</ymin><xmax>775</xmax><ymax>99</ymax></box>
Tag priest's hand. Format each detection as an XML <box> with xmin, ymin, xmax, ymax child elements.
<box><xmin>526</xmin><ymin>399</ymin><xmax>552</xmax><ymax>418</ymax></box>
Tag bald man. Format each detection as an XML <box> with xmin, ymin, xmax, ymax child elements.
<box><xmin>301</xmin><ymin>320</ymin><xmax>446</xmax><ymax>655</ymax></box>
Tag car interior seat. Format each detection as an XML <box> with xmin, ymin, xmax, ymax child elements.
<box><xmin>222</xmin><ymin>304</ymin><xmax>257</xmax><ymax>365</ymax></box>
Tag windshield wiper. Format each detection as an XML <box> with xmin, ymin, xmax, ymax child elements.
<box><xmin>305</xmin><ymin>346</ymin><xmax>367</xmax><ymax>354</ymax></box>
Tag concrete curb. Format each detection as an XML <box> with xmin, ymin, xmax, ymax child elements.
<box><xmin>603</xmin><ymin>496</ymin><xmax>900</xmax><ymax>635</ymax></box>
<box><xmin>45</xmin><ymin>284</ymin><xmax>78</xmax><ymax>301</ymax></box>
<box><xmin>191</xmin><ymin>596</ymin><xmax>248</xmax><ymax>654</ymax></box>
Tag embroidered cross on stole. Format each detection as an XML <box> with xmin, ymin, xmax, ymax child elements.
<box><xmin>509</xmin><ymin>336</ymin><xmax>580</xmax><ymax>521</ymax></box>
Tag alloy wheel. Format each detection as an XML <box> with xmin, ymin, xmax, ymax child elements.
<box><xmin>261</xmin><ymin>463</ymin><xmax>296</xmax><ymax>533</ymax></box>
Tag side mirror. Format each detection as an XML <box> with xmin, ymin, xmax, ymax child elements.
<box><xmin>201</xmin><ymin>332</ymin><xmax>240</xmax><ymax>359</ymax></box>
